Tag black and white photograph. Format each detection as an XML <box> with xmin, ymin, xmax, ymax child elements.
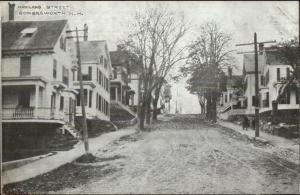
<box><xmin>1</xmin><ymin>1</ymin><xmax>299</xmax><ymax>194</ymax></box>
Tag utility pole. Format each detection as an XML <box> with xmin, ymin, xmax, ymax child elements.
<box><xmin>254</xmin><ymin>33</ymin><xmax>259</xmax><ymax>137</ymax></box>
<box><xmin>236</xmin><ymin>33</ymin><xmax>276</xmax><ymax>138</ymax></box>
<box><xmin>67</xmin><ymin>26</ymin><xmax>89</xmax><ymax>153</ymax></box>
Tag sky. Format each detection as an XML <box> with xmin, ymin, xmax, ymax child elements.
<box><xmin>1</xmin><ymin>1</ymin><xmax>299</xmax><ymax>114</ymax></box>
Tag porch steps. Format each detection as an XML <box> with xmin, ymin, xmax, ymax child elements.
<box><xmin>59</xmin><ymin>124</ymin><xmax>81</xmax><ymax>139</ymax></box>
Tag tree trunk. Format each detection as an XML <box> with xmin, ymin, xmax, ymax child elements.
<box><xmin>152</xmin><ymin>96</ymin><xmax>159</xmax><ymax>121</ymax></box>
<box><xmin>211</xmin><ymin>93</ymin><xmax>217</xmax><ymax>123</ymax></box>
<box><xmin>139</xmin><ymin>100</ymin><xmax>146</xmax><ymax>130</ymax></box>
<box><xmin>205</xmin><ymin>93</ymin><xmax>211</xmax><ymax>120</ymax></box>
<box><xmin>145</xmin><ymin>95</ymin><xmax>152</xmax><ymax>124</ymax></box>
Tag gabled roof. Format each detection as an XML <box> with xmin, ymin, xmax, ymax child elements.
<box><xmin>265</xmin><ymin>47</ymin><xmax>300</xmax><ymax>65</ymax></box>
<box><xmin>79</xmin><ymin>40</ymin><xmax>108</xmax><ymax>62</ymax></box>
<box><xmin>243</xmin><ymin>54</ymin><xmax>264</xmax><ymax>73</ymax></box>
<box><xmin>2</xmin><ymin>20</ymin><xmax>68</xmax><ymax>52</ymax></box>
<box><xmin>227</xmin><ymin>75</ymin><xmax>243</xmax><ymax>89</ymax></box>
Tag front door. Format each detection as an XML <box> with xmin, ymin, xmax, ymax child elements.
<box><xmin>18</xmin><ymin>90</ymin><xmax>30</xmax><ymax>108</ymax></box>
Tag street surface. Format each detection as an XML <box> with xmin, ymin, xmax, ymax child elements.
<box><xmin>4</xmin><ymin>114</ymin><xmax>300</xmax><ymax>194</ymax></box>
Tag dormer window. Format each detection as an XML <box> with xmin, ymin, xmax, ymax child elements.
<box><xmin>21</xmin><ymin>27</ymin><xmax>37</xmax><ymax>38</ymax></box>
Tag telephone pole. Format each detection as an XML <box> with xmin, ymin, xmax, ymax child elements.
<box><xmin>67</xmin><ymin>25</ymin><xmax>89</xmax><ymax>153</ymax></box>
<box><xmin>236</xmin><ymin>33</ymin><xmax>276</xmax><ymax>138</ymax></box>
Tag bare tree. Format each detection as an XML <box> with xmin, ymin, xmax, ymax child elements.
<box><xmin>123</xmin><ymin>5</ymin><xmax>187</xmax><ymax>129</ymax></box>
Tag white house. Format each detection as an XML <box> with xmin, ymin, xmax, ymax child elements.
<box><xmin>259</xmin><ymin>49</ymin><xmax>299</xmax><ymax>120</ymax></box>
<box><xmin>242</xmin><ymin>53</ymin><xmax>265</xmax><ymax>116</ymax></box>
<box><xmin>73</xmin><ymin>40</ymin><xmax>112</xmax><ymax>121</ymax></box>
<box><xmin>2</xmin><ymin>20</ymin><xmax>78</xmax><ymax>129</ymax></box>
<box><xmin>218</xmin><ymin>68</ymin><xmax>244</xmax><ymax>120</ymax></box>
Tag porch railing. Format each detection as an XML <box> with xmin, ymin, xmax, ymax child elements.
<box><xmin>2</xmin><ymin>107</ymin><xmax>58</xmax><ymax>120</ymax></box>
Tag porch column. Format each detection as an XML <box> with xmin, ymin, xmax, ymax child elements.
<box><xmin>35</xmin><ymin>85</ymin><xmax>39</xmax><ymax>118</ymax></box>
<box><xmin>87</xmin><ymin>89</ymin><xmax>90</xmax><ymax>108</ymax></box>
<box><xmin>115</xmin><ymin>87</ymin><xmax>118</xmax><ymax>102</ymax></box>
<box><xmin>120</xmin><ymin>85</ymin><xmax>123</xmax><ymax>103</ymax></box>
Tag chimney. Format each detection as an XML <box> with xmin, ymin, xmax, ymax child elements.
<box><xmin>259</xmin><ymin>43</ymin><xmax>264</xmax><ymax>55</ymax></box>
<box><xmin>8</xmin><ymin>3</ymin><xmax>15</xmax><ymax>21</ymax></box>
<box><xmin>83</xmin><ymin>23</ymin><xmax>88</xmax><ymax>41</ymax></box>
<box><xmin>228</xmin><ymin>67</ymin><xmax>232</xmax><ymax>78</ymax></box>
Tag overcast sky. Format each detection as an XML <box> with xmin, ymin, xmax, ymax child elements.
<box><xmin>1</xmin><ymin>1</ymin><xmax>298</xmax><ymax>114</ymax></box>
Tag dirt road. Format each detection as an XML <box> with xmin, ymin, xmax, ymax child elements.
<box><xmin>4</xmin><ymin>114</ymin><xmax>300</xmax><ymax>194</ymax></box>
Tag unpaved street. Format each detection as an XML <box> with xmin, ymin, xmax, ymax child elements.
<box><xmin>58</xmin><ymin>114</ymin><xmax>300</xmax><ymax>194</ymax></box>
<box><xmin>4</xmin><ymin>114</ymin><xmax>300</xmax><ymax>194</ymax></box>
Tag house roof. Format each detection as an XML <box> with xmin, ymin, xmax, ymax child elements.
<box><xmin>227</xmin><ymin>75</ymin><xmax>243</xmax><ymax>89</ymax></box>
<box><xmin>243</xmin><ymin>54</ymin><xmax>264</xmax><ymax>73</ymax></box>
<box><xmin>79</xmin><ymin>40</ymin><xmax>107</xmax><ymax>62</ymax></box>
<box><xmin>265</xmin><ymin>47</ymin><xmax>300</xmax><ymax>65</ymax></box>
<box><xmin>2</xmin><ymin>20</ymin><xmax>68</xmax><ymax>52</ymax></box>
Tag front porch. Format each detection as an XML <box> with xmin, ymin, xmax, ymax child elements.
<box><xmin>2</xmin><ymin>80</ymin><xmax>73</xmax><ymax>124</ymax></box>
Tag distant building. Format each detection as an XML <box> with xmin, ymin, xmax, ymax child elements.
<box><xmin>109</xmin><ymin>49</ymin><xmax>136</xmax><ymax>126</ymax></box>
<box><xmin>218</xmin><ymin>67</ymin><xmax>244</xmax><ymax>120</ymax></box>
<box><xmin>73</xmin><ymin>40</ymin><xmax>112</xmax><ymax>121</ymax></box>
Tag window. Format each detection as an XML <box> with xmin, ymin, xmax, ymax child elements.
<box><xmin>279</xmin><ymin>89</ymin><xmax>290</xmax><ymax>104</ymax></box>
<box><xmin>225</xmin><ymin>95</ymin><xmax>227</xmax><ymax>103</ymax></box>
<box><xmin>105</xmin><ymin>101</ymin><xmax>109</xmax><ymax>116</ymax></box>
<box><xmin>53</xmin><ymin>59</ymin><xmax>57</xmax><ymax>79</ymax></box>
<box><xmin>62</xmin><ymin>66</ymin><xmax>69</xmax><ymax>85</ymax></box>
<box><xmin>76</xmin><ymin>92</ymin><xmax>80</xmax><ymax>106</ymax></box>
<box><xmin>260</xmin><ymin>75</ymin><xmax>264</xmax><ymax>86</ymax></box>
<box><xmin>277</xmin><ymin>68</ymin><xmax>280</xmax><ymax>81</ymax></box>
<box><xmin>97</xmin><ymin>68</ymin><xmax>99</xmax><ymax>83</ymax></box>
<box><xmin>89</xmin><ymin>90</ymin><xmax>92</xmax><ymax>108</ymax></box>
<box><xmin>99</xmin><ymin>95</ymin><xmax>102</xmax><ymax>111</ymax></box>
<box><xmin>21</xmin><ymin>27</ymin><xmax>37</xmax><ymax>38</ymax></box>
<box><xmin>20</xmin><ymin>56</ymin><xmax>31</xmax><ymax>76</ymax></box>
<box><xmin>60</xmin><ymin>96</ymin><xmax>64</xmax><ymax>110</ymax></box>
<box><xmin>265</xmin><ymin>70</ymin><xmax>269</xmax><ymax>85</ymax></box>
<box><xmin>96</xmin><ymin>93</ymin><xmax>98</xmax><ymax>109</ymax></box>
<box><xmin>229</xmin><ymin>94</ymin><xmax>232</xmax><ymax>101</ymax></box>
<box><xmin>88</xmin><ymin>66</ymin><xmax>92</xmax><ymax>80</ymax></box>
<box><xmin>60</xmin><ymin>37</ymin><xmax>64</xmax><ymax>50</ymax></box>
<box><xmin>252</xmin><ymin>96</ymin><xmax>256</xmax><ymax>106</ymax></box>
<box><xmin>99</xmin><ymin>71</ymin><xmax>102</xmax><ymax>85</ymax></box>
<box><xmin>286</xmin><ymin>68</ymin><xmax>290</xmax><ymax>79</ymax></box>
<box><xmin>63</xmin><ymin>38</ymin><xmax>67</xmax><ymax>51</ymax></box>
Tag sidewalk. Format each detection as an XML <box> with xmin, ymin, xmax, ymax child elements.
<box><xmin>217</xmin><ymin>120</ymin><xmax>299</xmax><ymax>154</ymax></box>
<box><xmin>2</xmin><ymin>128</ymin><xmax>136</xmax><ymax>185</ymax></box>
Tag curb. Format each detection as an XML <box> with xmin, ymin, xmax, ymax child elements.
<box><xmin>217</xmin><ymin>122</ymin><xmax>269</xmax><ymax>145</ymax></box>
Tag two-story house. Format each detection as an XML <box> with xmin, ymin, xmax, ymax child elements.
<box><xmin>259</xmin><ymin>48</ymin><xmax>299</xmax><ymax>123</ymax></box>
<box><xmin>1</xmin><ymin>19</ymin><xmax>81</xmax><ymax>160</ymax></box>
<box><xmin>242</xmin><ymin>53</ymin><xmax>265</xmax><ymax>116</ymax></box>
<box><xmin>109</xmin><ymin>49</ymin><xmax>136</xmax><ymax>126</ymax></box>
<box><xmin>218</xmin><ymin>68</ymin><xmax>244</xmax><ymax>120</ymax></box>
<box><xmin>2</xmin><ymin>20</ymin><xmax>78</xmax><ymax>128</ymax></box>
<box><xmin>73</xmin><ymin>40</ymin><xmax>112</xmax><ymax>121</ymax></box>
